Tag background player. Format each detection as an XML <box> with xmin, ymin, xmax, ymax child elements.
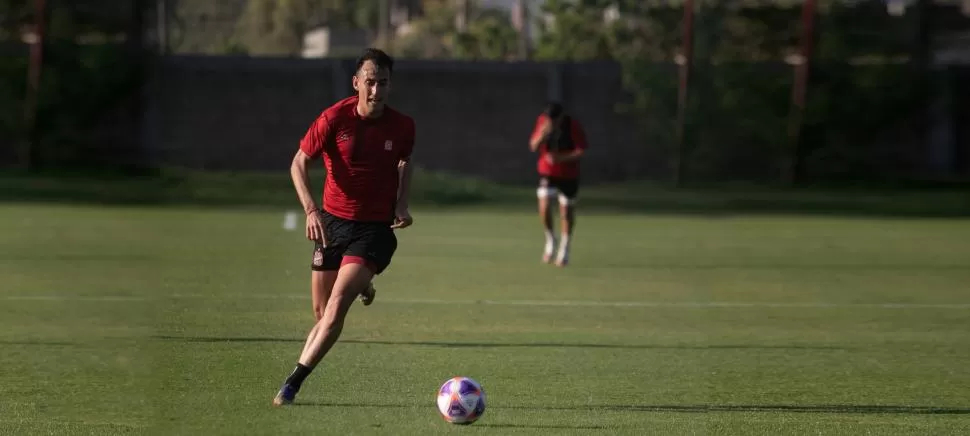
<box><xmin>528</xmin><ymin>102</ymin><xmax>588</xmax><ymax>267</ymax></box>
<box><xmin>274</xmin><ymin>48</ymin><xmax>416</xmax><ymax>406</ymax></box>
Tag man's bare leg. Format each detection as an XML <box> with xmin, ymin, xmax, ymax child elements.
<box><xmin>301</xmin><ymin>270</ymin><xmax>337</xmax><ymax>359</ymax></box>
<box><xmin>538</xmin><ymin>194</ymin><xmax>556</xmax><ymax>263</ymax></box>
<box><xmin>312</xmin><ymin>266</ymin><xmax>375</xmax><ymax>315</ymax></box>
<box><xmin>311</xmin><ymin>270</ymin><xmax>337</xmax><ymax>321</ymax></box>
<box><xmin>555</xmin><ymin>201</ymin><xmax>575</xmax><ymax>267</ymax></box>
<box><xmin>274</xmin><ymin>263</ymin><xmax>374</xmax><ymax>406</ymax></box>
<box><xmin>300</xmin><ymin>263</ymin><xmax>371</xmax><ymax>366</ymax></box>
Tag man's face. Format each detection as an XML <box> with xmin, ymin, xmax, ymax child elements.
<box><xmin>353</xmin><ymin>60</ymin><xmax>391</xmax><ymax>115</ymax></box>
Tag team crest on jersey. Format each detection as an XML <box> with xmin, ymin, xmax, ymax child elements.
<box><xmin>338</xmin><ymin>133</ymin><xmax>350</xmax><ymax>142</ymax></box>
<box><xmin>384</xmin><ymin>140</ymin><xmax>393</xmax><ymax>151</ymax></box>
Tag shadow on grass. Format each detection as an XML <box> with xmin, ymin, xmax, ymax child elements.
<box><xmin>288</xmin><ymin>400</ymin><xmax>970</xmax><ymax>415</ymax></box>
<box><xmin>567</xmin><ymin>262</ymin><xmax>970</xmax><ymax>271</ymax></box>
<box><xmin>0</xmin><ymin>254</ymin><xmax>158</xmax><ymax>262</ymax></box>
<box><xmin>505</xmin><ymin>404</ymin><xmax>970</xmax><ymax>415</ymax></box>
<box><xmin>151</xmin><ymin>336</ymin><xmax>847</xmax><ymax>351</ymax></box>
<box><xmin>288</xmin><ymin>402</ymin><xmax>613</xmax><ymax>429</ymax></box>
<box><xmin>477</xmin><ymin>423</ymin><xmax>613</xmax><ymax>430</ymax></box>
<box><xmin>0</xmin><ymin>340</ymin><xmax>75</xmax><ymax>346</ymax></box>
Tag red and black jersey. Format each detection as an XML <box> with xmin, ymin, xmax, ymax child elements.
<box><xmin>300</xmin><ymin>96</ymin><xmax>416</xmax><ymax>222</ymax></box>
<box><xmin>529</xmin><ymin>113</ymin><xmax>588</xmax><ymax>179</ymax></box>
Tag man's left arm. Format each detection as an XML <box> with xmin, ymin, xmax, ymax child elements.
<box><xmin>392</xmin><ymin>120</ymin><xmax>415</xmax><ymax>229</ymax></box>
<box><xmin>396</xmin><ymin>159</ymin><xmax>412</xmax><ymax>212</ymax></box>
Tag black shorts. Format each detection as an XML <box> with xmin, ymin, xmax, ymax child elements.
<box><xmin>310</xmin><ymin>210</ymin><xmax>398</xmax><ymax>275</ymax></box>
<box><xmin>537</xmin><ymin>176</ymin><xmax>580</xmax><ymax>203</ymax></box>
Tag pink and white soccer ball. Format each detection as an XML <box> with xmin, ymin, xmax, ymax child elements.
<box><xmin>436</xmin><ymin>376</ymin><xmax>486</xmax><ymax>425</ymax></box>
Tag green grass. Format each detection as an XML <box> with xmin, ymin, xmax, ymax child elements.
<box><xmin>1</xmin><ymin>201</ymin><xmax>969</xmax><ymax>435</ymax></box>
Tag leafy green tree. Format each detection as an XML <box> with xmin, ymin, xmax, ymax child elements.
<box><xmin>394</xmin><ymin>0</ymin><xmax>518</xmax><ymax>60</ymax></box>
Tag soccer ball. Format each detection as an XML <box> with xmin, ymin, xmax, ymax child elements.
<box><xmin>436</xmin><ymin>377</ymin><xmax>486</xmax><ymax>425</ymax></box>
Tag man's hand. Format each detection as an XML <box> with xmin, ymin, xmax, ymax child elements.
<box><xmin>546</xmin><ymin>149</ymin><xmax>583</xmax><ymax>164</ymax></box>
<box><xmin>530</xmin><ymin>118</ymin><xmax>555</xmax><ymax>152</ymax></box>
<box><xmin>538</xmin><ymin>118</ymin><xmax>553</xmax><ymax>138</ymax></box>
<box><xmin>292</xmin><ymin>149</ymin><xmax>325</xmax><ymax>243</ymax></box>
<box><xmin>306</xmin><ymin>209</ymin><xmax>326</xmax><ymax>244</ymax></box>
<box><xmin>391</xmin><ymin>206</ymin><xmax>413</xmax><ymax>229</ymax></box>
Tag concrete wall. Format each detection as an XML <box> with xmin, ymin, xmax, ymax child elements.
<box><xmin>141</xmin><ymin>56</ymin><xmax>655</xmax><ymax>183</ymax></box>
<box><xmin>140</xmin><ymin>56</ymin><xmax>970</xmax><ymax>183</ymax></box>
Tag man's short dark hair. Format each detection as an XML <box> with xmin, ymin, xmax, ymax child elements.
<box><xmin>545</xmin><ymin>102</ymin><xmax>564</xmax><ymax>119</ymax></box>
<box><xmin>356</xmin><ymin>48</ymin><xmax>394</xmax><ymax>75</ymax></box>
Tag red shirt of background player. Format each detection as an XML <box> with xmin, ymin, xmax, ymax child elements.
<box><xmin>299</xmin><ymin>95</ymin><xmax>416</xmax><ymax>223</ymax></box>
<box><xmin>529</xmin><ymin>113</ymin><xmax>589</xmax><ymax>179</ymax></box>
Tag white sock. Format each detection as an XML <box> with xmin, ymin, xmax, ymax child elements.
<box><xmin>544</xmin><ymin>230</ymin><xmax>556</xmax><ymax>257</ymax></box>
<box><xmin>557</xmin><ymin>234</ymin><xmax>571</xmax><ymax>262</ymax></box>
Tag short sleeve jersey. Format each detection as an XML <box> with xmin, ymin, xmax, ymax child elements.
<box><xmin>529</xmin><ymin>114</ymin><xmax>588</xmax><ymax>179</ymax></box>
<box><xmin>300</xmin><ymin>96</ymin><xmax>416</xmax><ymax>222</ymax></box>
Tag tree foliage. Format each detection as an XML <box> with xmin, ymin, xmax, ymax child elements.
<box><xmin>394</xmin><ymin>0</ymin><xmax>518</xmax><ymax>60</ymax></box>
<box><xmin>3</xmin><ymin>0</ymin><xmax>963</xmax><ymax>180</ymax></box>
<box><xmin>234</xmin><ymin>0</ymin><xmax>329</xmax><ymax>56</ymax></box>
<box><xmin>533</xmin><ymin>0</ymin><xmax>939</xmax><ymax>183</ymax></box>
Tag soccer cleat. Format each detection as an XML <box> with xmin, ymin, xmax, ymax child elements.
<box><xmin>542</xmin><ymin>239</ymin><xmax>557</xmax><ymax>264</ymax></box>
<box><xmin>555</xmin><ymin>239</ymin><xmax>570</xmax><ymax>267</ymax></box>
<box><xmin>554</xmin><ymin>252</ymin><xmax>569</xmax><ymax>267</ymax></box>
<box><xmin>272</xmin><ymin>384</ymin><xmax>298</xmax><ymax>407</ymax></box>
<box><xmin>359</xmin><ymin>282</ymin><xmax>377</xmax><ymax>306</ymax></box>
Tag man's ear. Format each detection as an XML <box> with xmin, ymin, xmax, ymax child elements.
<box><xmin>351</xmin><ymin>74</ymin><xmax>359</xmax><ymax>92</ymax></box>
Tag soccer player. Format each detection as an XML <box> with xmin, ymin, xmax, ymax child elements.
<box><xmin>273</xmin><ymin>48</ymin><xmax>415</xmax><ymax>406</ymax></box>
<box><xmin>528</xmin><ymin>102</ymin><xmax>588</xmax><ymax>267</ymax></box>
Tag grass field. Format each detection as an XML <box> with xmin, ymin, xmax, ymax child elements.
<box><xmin>2</xmin><ymin>193</ymin><xmax>970</xmax><ymax>434</ymax></box>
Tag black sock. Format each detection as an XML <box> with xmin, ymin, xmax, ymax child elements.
<box><xmin>284</xmin><ymin>363</ymin><xmax>313</xmax><ymax>390</ymax></box>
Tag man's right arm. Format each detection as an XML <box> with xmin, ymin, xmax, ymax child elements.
<box><xmin>290</xmin><ymin>150</ymin><xmax>318</xmax><ymax>215</ymax></box>
<box><xmin>294</xmin><ymin>113</ymin><xmax>332</xmax><ymax>242</ymax></box>
<box><xmin>293</xmin><ymin>113</ymin><xmax>332</xmax><ymax>212</ymax></box>
<box><xmin>529</xmin><ymin>116</ymin><xmax>551</xmax><ymax>152</ymax></box>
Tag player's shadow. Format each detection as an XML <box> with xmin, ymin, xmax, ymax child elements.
<box><xmin>290</xmin><ymin>401</ymin><xmax>418</xmax><ymax>409</ymax></box>
<box><xmin>152</xmin><ymin>335</ymin><xmax>302</xmax><ymax>343</ymax></box>
<box><xmin>150</xmin><ymin>336</ymin><xmax>846</xmax><ymax>351</ymax></box>
<box><xmin>290</xmin><ymin>401</ymin><xmax>970</xmax><ymax>416</ymax></box>
<box><xmin>477</xmin><ymin>423</ymin><xmax>612</xmax><ymax>430</ymax></box>
<box><xmin>583</xmin><ymin>262</ymin><xmax>970</xmax><ymax>271</ymax></box>
<box><xmin>290</xmin><ymin>402</ymin><xmax>612</xmax><ymax>429</ymax></box>
<box><xmin>500</xmin><ymin>404</ymin><xmax>970</xmax><ymax>415</ymax></box>
<box><xmin>0</xmin><ymin>340</ymin><xmax>75</xmax><ymax>346</ymax></box>
<box><xmin>341</xmin><ymin>339</ymin><xmax>847</xmax><ymax>351</ymax></box>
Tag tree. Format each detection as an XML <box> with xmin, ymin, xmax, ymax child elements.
<box><xmin>0</xmin><ymin>0</ymin><xmax>28</xmax><ymax>38</ymax></box>
<box><xmin>0</xmin><ymin>0</ymin><xmax>147</xmax><ymax>170</ymax></box>
<box><xmin>235</xmin><ymin>0</ymin><xmax>326</xmax><ymax>56</ymax></box>
<box><xmin>394</xmin><ymin>0</ymin><xmax>519</xmax><ymax>60</ymax></box>
<box><xmin>534</xmin><ymin>1</ymin><xmax>686</xmax><ymax>181</ymax></box>
<box><xmin>453</xmin><ymin>7</ymin><xmax>519</xmax><ymax>60</ymax></box>
<box><xmin>533</xmin><ymin>0</ymin><xmax>615</xmax><ymax>61</ymax></box>
<box><xmin>233</xmin><ymin>0</ymin><xmax>382</xmax><ymax>56</ymax></box>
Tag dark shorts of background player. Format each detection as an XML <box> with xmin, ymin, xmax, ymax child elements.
<box><xmin>538</xmin><ymin>176</ymin><xmax>580</xmax><ymax>201</ymax></box>
<box><xmin>310</xmin><ymin>210</ymin><xmax>397</xmax><ymax>275</ymax></box>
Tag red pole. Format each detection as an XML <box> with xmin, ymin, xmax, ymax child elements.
<box><xmin>21</xmin><ymin>0</ymin><xmax>48</xmax><ymax>170</ymax></box>
<box><xmin>674</xmin><ymin>0</ymin><xmax>695</xmax><ymax>187</ymax></box>
<box><xmin>786</xmin><ymin>0</ymin><xmax>817</xmax><ymax>185</ymax></box>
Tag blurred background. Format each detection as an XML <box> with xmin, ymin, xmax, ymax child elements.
<box><xmin>1</xmin><ymin>0</ymin><xmax>970</xmax><ymax>194</ymax></box>
<box><xmin>3</xmin><ymin>4</ymin><xmax>970</xmax><ymax>433</ymax></box>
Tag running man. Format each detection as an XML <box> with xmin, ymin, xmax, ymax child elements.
<box><xmin>274</xmin><ymin>48</ymin><xmax>415</xmax><ymax>406</ymax></box>
<box><xmin>528</xmin><ymin>102</ymin><xmax>588</xmax><ymax>267</ymax></box>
